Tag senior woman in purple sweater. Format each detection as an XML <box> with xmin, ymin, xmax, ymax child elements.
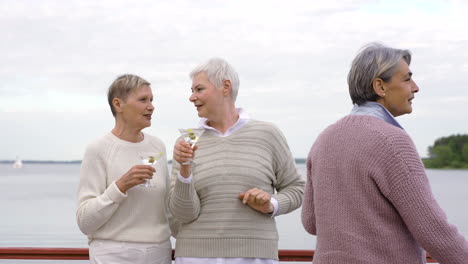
<box><xmin>301</xmin><ymin>43</ymin><xmax>468</xmax><ymax>264</ymax></box>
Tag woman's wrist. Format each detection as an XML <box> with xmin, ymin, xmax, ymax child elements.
<box><xmin>115</xmin><ymin>179</ymin><xmax>128</xmax><ymax>193</ymax></box>
<box><xmin>179</xmin><ymin>165</ymin><xmax>191</xmax><ymax>178</ymax></box>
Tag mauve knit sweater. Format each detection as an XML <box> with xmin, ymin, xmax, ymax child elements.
<box><xmin>301</xmin><ymin>115</ymin><xmax>468</xmax><ymax>264</ymax></box>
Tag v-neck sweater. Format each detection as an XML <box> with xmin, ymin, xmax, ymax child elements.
<box><xmin>169</xmin><ymin>119</ymin><xmax>305</xmax><ymax>259</ymax></box>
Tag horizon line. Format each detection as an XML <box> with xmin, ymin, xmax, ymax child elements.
<box><xmin>0</xmin><ymin>158</ymin><xmax>309</xmax><ymax>164</ymax></box>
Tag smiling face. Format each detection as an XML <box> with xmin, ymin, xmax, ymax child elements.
<box><xmin>119</xmin><ymin>84</ymin><xmax>154</xmax><ymax>130</ymax></box>
<box><xmin>189</xmin><ymin>72</ymin><xmax>226</xmax><ymax>119</ymax></box>
<box><xmin>376</xmin><ymin>59</ymin><xmax>419</xmax><ymax>117</ymax></box>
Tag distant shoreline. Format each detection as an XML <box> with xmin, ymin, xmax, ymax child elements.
<box><xmin>0</xmin><ymin>160</ymin><xmax>82</xmax><ymax>164</ymax></box>
<box><xmin>2</xmin><ymin>159</ymin><xmax>468</xmax><ymax>170</ymax></box>
<box><xmin>0</xmin><ymin>158</ymin><xmax>308</xmax><ymax>164</ymax></box>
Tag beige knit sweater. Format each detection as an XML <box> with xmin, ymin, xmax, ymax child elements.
<box><xmin>169</xmin><ymin>120</ymin><xmax>305</xmax><ymax>259</ymax></box>
<box><xmin>76</xmin><ymin>132</ymin><xmax>175</xmax><ymax>244</ymax></box>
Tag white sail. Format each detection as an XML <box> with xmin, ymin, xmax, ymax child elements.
<box><xmin>13</xmin><ymin>157</ymin><xmax>23</xmax><ymax>169</ymax></box>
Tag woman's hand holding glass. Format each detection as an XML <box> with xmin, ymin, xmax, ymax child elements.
<box><xmin>138</xmin><ymin>152</ymin><xmax>163</xmax><ymax>187</ymax></box>
<box><xmin>115</xmin><ymin>165</ymin><xmax>156</xmax><ymax>193</ymax></box>
<box><xmin>173</xmin><ymin>139</ymin><xmax>199</xmax><ymax>178</ymax></box>
<box><xmin>177</xmin><ymin>128</ymin><xmax>205</xmax><ymax>165</ymax></box>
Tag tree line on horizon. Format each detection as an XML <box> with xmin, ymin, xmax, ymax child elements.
<box><xmin>423</xmin><ymin>134</ymin><xmax>468</xmax><ymax>169</ymax></box>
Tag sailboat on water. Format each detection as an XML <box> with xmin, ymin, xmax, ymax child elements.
<box><xmin>13</xmin><ymin>156</ymin><xmax>23</xmax><ymax>169</ymax></box>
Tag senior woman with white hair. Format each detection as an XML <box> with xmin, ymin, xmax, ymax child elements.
<box><xmin>301</xmin><ymin>43</ymin><xmax>468</xmax><ymax>263</ymax></box>
<box><xmin>170</xmin><ymin>58</ymin><xmax>305</xmax><ymax>264</ymax></box>
<box><xmin>77</xmin><ymin>74</ymin><xmax>176</xmax><ymax>264</ymax></box>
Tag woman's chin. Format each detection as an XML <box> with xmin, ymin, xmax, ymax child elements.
<box><xmin>140</xmin><ymin>121</ymin><xmax>151</xmax><ymax>129</ymax></box>
<box><xmin>197</xmin><ymin>111</ymin><xmax>207</xmax><ymax>118</ymax></box>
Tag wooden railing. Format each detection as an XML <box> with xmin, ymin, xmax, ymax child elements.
<box><xmin>0</xmin><ymin>248</ymin><xmax>437</xmax><ymax>262</ymax></box>
<box><xmin>0</xmin><ymin>248</ymin><xmax>89</xmax><ymax>260</ymax></box>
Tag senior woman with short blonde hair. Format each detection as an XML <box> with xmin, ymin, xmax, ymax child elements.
<box><xmin>301</xmin><ymin>43</ymin><xmax>468</xmax><ymax>264</ymax></box>
<box><xmin>77</xmin><ymin>74</ymin><xmax>176</xmax><ymax>264</ymax></box>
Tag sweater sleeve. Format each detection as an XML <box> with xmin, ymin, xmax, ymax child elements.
<box><xmin>301</xmin><ymin>154</ymin><xmax>317</xmax><ymax>235</ymax></box>
<box><xmin>379</xmin><ymin>132</ymin><xmax>468</xmax><ymax>264</ymax></box>
<box><xmin>168</xmin><ymin>158</ymin><xmax>201</xmax><ymax>224</ymax></box>
<box><xmin>76</xmin><ymin>144</ymin><xmax>126</xmax><ymax>235</ymax></box>
<box><xmin>270</xmin><ymin>124</ymin><xmax>305</xmax><ymax>216</ymax></box>
<box><xmin>159</xmin><ymin>144</ymin><xmax>180</xmax><ymax>237</ymax></box>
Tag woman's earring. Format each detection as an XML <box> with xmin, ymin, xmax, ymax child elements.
<box><xmin>382</xmin><ymin>93</ymin><xmax>385</xmax><ymax>97</ymax></box>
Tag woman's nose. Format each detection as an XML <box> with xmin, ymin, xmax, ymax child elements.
<box><xmin>411</xmin><ymin>80</ymin><xmax>419</xmax><ymax>93</ymax></box>
<box><xmin>189</xmin><ymin>92</ymin><xmax>196</xmax><ymax>102</ymax></box>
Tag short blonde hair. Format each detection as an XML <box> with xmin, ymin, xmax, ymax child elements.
<box><xmin>107</xmin><ymin>74</ymin><xmax>150</xmax><ymax>116</ymax></box>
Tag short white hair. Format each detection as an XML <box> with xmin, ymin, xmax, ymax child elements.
<box><xmin>189</xmin><ymin>58</ymin><xmax>240</xmax><ymax>101</ymax></box>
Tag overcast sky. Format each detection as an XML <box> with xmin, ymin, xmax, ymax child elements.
<box><xmin>1</xmin><ymin>0</ymin><xmax>468</xmax><ymax>161</ymax></box>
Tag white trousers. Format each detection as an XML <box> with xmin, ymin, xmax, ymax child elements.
<box><xmin>175</xmin><ymin>257</ymin><xmax>278</xmax><ymax>264</ymax></box>
<box><xmin>90</xmin><ymin>239</ymin><xmax>172</xmax><ymax>264</ymax></box>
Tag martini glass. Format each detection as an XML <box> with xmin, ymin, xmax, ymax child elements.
<box><xmin>139</xmin><ymin>152</ymin><xmax>163</xmax><ymax>187</ymax></box>
<box><xmin>178</xmin><ymin>128</ymin><xmax>205</xmax><ymax>165</ymax></box>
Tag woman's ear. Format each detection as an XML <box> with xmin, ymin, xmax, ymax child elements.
<box><xmin>222</xmin><ymin>80</ymin><xmax>232</xmax><ymax>97</ymax></box>
<box><xmin>372</xmin><ymin>78</ymin><xmax>386</xmax><ymax>98</ymax></box>
<box><xmin>112</xmin><ymin>98</ymin><xmax>124</xmax><ymax>114</ymax></box>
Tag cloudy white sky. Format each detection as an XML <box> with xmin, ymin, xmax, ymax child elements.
<box><xmin>1</xmin><ymin>0</ymin><xmax>468</xmax><ymax>161</ymax></box>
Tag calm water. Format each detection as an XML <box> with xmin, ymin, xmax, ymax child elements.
<box><xmin>0</xmin><ymin>163</ymin><xmax>467</xmax><ymax>263</ymax></box>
